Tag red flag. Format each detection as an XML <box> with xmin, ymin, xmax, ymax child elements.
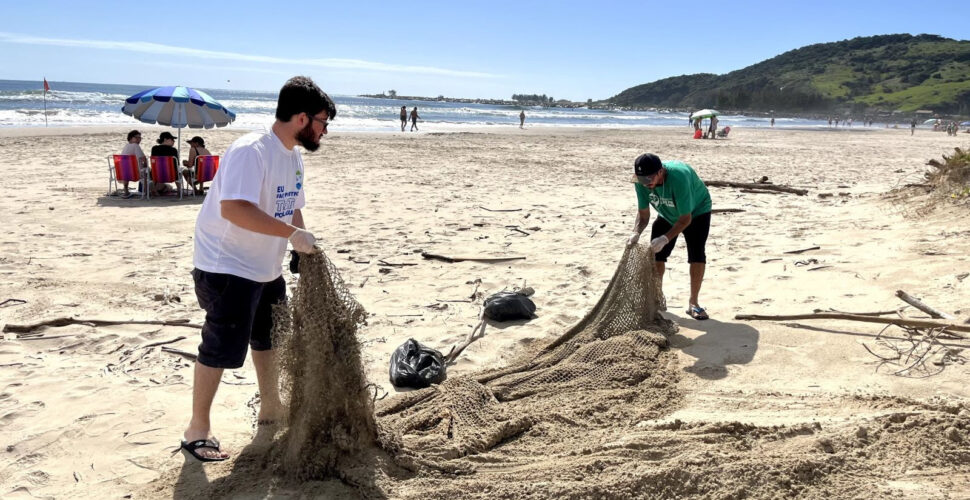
<box><xmin>43</xmin><ymin>78</ymin><xmax>50</xmax><ymax>92</ymax></box>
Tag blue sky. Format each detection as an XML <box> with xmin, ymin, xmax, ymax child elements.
<box><xmin>0</xmin><ymin>0</ymin><xmax>966</xmax><ymax>100</ymax></box>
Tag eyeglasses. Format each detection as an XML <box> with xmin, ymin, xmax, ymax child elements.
<box><xmin>309</xmin><ymin>114</ymin><xmax>331</xmax><ymax>131</ymax></box>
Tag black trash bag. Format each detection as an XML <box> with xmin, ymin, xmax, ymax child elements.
<box><xmin>289</xmin><ymin>250</ymin><xmax>300</xmax><ymax>274</ymax></box>
<box><xmin>389</xmin><ymin>338</ymin><xmax>447</xmax><ymax>389</ymax></box>
<box><xmin>483</xmin><ymin>290</ymin><xmax>536</xmax><ymax>322</ymax></box>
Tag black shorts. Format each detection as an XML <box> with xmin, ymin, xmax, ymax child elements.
<box><xmin>651</xmin><ymin>212</ymin><xmax>711</xmax><ymax>264</ymax></box>
<box><xmin>192</xmin><ymin>268</ymin><xmax>286</xmax><ymax>369</ymax></box>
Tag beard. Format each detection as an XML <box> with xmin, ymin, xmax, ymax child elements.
<box><xmin>296</xmin><ymin>122</ymin><xmax>320</xmax><ymax>151</ymax></box>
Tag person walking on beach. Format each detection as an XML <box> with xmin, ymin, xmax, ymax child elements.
<box><xmin>180</xmin><ymin>76</ymin><xmax>335</xmax><ymax>462</ymax></box>
<box><xmin>911</xmin><ymin>118</ymin><xmax>917</xmax><ymax>136</ymax></box>
<box><xmin>519</xmin><ymin>110</ymin><xmax>526</xmax><ymax>129</ymax></box>
<box><xmin>626</xmin><ymin>153</ymin><xmax>712</xmax><ymax>320</ymax></box>
<box><xmin>119</xmin><ymin>129</ymin><xmax>146</xmax><ymax>197</ymax></box>
<box><xmin>409</xmin><ymin>106</ymin><xmax>420</xmax><ymax>131</ymax></box>
<box><xmin>399</xmin><ymin>105</ymin><xmax>407</xmax><ymax>132</ymax></box>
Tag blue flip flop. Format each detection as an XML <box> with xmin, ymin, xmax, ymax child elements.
<box><xmin>687</xmin><ymin>305</ymin><xmax>709</xmax><ymax>320</ymax></box>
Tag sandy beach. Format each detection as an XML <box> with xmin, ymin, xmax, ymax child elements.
<box><xmin>2</xmin><ymin>125</ymin><xmax>969</xmax><ymax>498</ymax></box>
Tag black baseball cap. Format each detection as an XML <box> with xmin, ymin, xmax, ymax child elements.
<box><xmin>157</xmin><ymin>131</ymin><xmax>176</xmax><ymax>143</ymax></box>
<box><xmin>634</xmin><ymin>153</ymin><xmax>662</xmax><ymax>184</ymax></box>
<box><xmin>187</xmin><ymin>136</ymin><xmax>205</xmax><ymax>147</ymax></box>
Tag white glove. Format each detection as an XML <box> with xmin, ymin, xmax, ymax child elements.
<box><xmin>627</xmin><ymin>232</ymin><xmax>640</xmax><ymax>247</ymax></box>
<box><xmin>650</xmin><ymin>235</ymin><xmax>669</xmax><ymax>253</ymax></box>
<box><xmin>288</xmin><ymin>228</ymin><xmax>318</xmax><ymax>254</ymax></box>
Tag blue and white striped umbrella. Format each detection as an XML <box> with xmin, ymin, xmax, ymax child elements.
<box><xmin>122</xmin><ymin>86</ymin><xmax>235</xmax><ymax>129</ymax></box>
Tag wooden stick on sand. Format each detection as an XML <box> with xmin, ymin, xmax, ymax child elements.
<box><xmin>735</xmin><ymin>312</ymin><xmax>969</xmax><ymax>337</ymax></box>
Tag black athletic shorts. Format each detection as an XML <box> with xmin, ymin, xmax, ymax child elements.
<box><xmin>192</xmin><ymin>268</ymin><xmax>286</xmax><ymax>369</ymax></box>
<box><xmin>650</xmin><ymin>211</ymin><xmax>711</xmax><ymax>264</ymax></box>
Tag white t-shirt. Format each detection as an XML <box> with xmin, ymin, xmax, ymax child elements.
<box><xmin>120</xmin><ymin>142</ymin><xmax>146</xmax><ymax>166</ymax></box>
<box><xmin>193</xmin><ymin>130</ymin><xmax>307</xmax><ymax>282</ymax></box>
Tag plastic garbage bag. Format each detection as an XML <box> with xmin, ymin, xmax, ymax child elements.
<box><xmin>389</xmin><ymin>338</ymin><xmax>447</xmax><ymax>389</ymax></box>
<box><xmin>483</xmin><ymin>290</ymin><xmax>537</xmax><ymax>322</ymax></box>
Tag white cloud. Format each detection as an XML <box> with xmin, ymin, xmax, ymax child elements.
<box><xmin>0</xmin><ymin>32</ymin><xmax>501</xmax><ymax>79</ymax></box>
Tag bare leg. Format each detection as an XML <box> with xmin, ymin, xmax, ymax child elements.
<box><xmin>122</xmin><ymin>180</ymin><xmax>130</xmax><ymax>195</ymax></box>
<box><xmin>251</xmin><ymin>349</ymin><xmax>282</xmax><ymax>423</ymax></box>
<box><xmin>689</xmin><ymin>262</ymin><xmax>705</xmax><ymax>307</ymax></box>
<box><xmin>654</xmin><ymin>261</ymin><xmax>665</xmax><ymax>290</ymax></box>
<box><xmin>183</xmin><ymin>362</ymin><xmax>229</xmax><ymax>460</ymax></box>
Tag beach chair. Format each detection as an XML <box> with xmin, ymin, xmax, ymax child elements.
<box><xmin>107</xmin><ymin>154</ymin><xmax>145</xmax><ymax>198</ymax></box>
<box><xmin>191</xmin><ymin>155</ymin><xmax>220</xmax><ymax>196</ymax></box>
<box><xmin>149</xmin><ymin>156</ymin><xmax>183</xmax><ymax>200</ymax></box>
<box><xmin>716</xmin><ymin>126</ymin><xmax>731</xmax><ymax>138</ymax></box>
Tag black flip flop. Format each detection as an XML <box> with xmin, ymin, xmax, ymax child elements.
<box><xmin>180</xmin><ymin>438</ymin><xmax>228</xmax><ymax>462</ymax></box>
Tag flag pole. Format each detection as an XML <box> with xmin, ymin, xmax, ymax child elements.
<box><xmin>43</xmin><ymin>77</ymin><xmax>48</xmax><ymax>127</ymax></box>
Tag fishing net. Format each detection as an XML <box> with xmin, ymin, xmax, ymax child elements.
<box><xmin>377</xmin><ymin>244</ymin><xmax>679</xmax><ymax>468</ymax></box>
<box><xmin>271</xmin><ymin>251</ymin><xmax>376</xmax><ymax>479</ymax></box>
<box><xmin>271</xmin><ymin>244</ymin><xmax>678</xmax><ymax>479</ymax></box>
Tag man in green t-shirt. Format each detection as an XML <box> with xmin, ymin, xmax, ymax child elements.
<box><xmin>626</xmin><ymin>153</ymin><xmax>712</xmax><ymax>320</ymax></box>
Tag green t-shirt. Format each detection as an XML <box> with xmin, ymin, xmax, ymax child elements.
<box><xmin>634</xmin><ymin>161</ymin><xmax>712</xmax><ymax>223</ymax></box>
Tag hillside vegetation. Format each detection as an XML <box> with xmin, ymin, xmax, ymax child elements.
<box><xmin>610</xmin><ymin>34</ymin><xmax>970</xmax><ymax>115</ymax></box>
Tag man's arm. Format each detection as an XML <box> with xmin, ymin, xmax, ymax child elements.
<box><xmin>632</xmin><ymin>207</ymin><xmax>651</xmax><ymax>234</ymax></box>
<box><xmin>291</xmin><ymin>208</ymin><xmax>306</xmax><ymax>230</ymax></box>
<box><xmin>663</xmin><ymin>213</ymin><xmax>693</xmax><ymax>241</ymax></box>
<box><xmin>221</xmin><ymin>200</ymin><xmax>297</xmax><ymax>238</ymax></box>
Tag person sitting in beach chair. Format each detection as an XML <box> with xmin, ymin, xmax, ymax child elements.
<box><xmin>181</xmin><ymin>136</ymin><xmax>211</xmax><ymax>195</ymax></box>
<box><xmin>118</xmin><ymin>130</ymin><xmax>147</xmax><ymax>197</ymax></box>
<box><xmin>716</xmin><ymin>125</ymin><xmax>731</xmax><ymax>138</ymax></box>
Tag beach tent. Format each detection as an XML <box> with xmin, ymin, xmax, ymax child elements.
<box><xmin>923</xmin><ymin>118</ymin><xmax>939</xmax><ymax>125</ymax></box>
<box><xmin>122</xmin><ymin>86</ymin><xmax>235</xmax><ymax>157</ymax></box>
<box><xmin>689</xmin><ymin>109</ymin><xmax>719</xmax><ymax>120</ymax></box>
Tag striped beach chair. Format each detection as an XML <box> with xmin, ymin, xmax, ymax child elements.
<box><xmin>192</xmin><ymin>155</ymin><xmax>220</xmax><ymax>195</ymax></box>
<box><xmin>149</xmin><ymin>156</ymin><xmax>183</xmax><ymax>200</ymax></box>
<box><xmin>107</xmin><ymin>154</ymin><xmax>144</xmax><ymax>198</ymax></box>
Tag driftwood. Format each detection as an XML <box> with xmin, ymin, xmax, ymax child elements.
<box><xmin>161</xmin><ymin>346</ymin><xmax>198</xmax><ymax>361</ymax></box>
<box><xmin>0</xmin><ymin>299</ymin><xmax>27</xmax><ymax>307</ymax></box>
<box><xmin>136</xmin><ymin>336</ymin><xmax>187</xmax><ymax>350</ymax></box>
<box><xmin>421</xmin><ymin>252</ymin><xmax>526</xmax><ymax>263</ymax></box>
<box><xmin>479</xmin><ymin>206</ymin><xmax>522</xmax><ymax>212</ymax></box>
<box><xmin>2</xmin><ymin>317</ymin><xmax>203</xmax><ymax>334</ymax></box>
<box><xmin>895</xmin><ymin>290</ymin><xmax>954</xmax><ymax>320</ymax></box>
<box><xmin>445</xmin><ymin>317</ymin><xmax>487</xmax><ymax>364</ymax></box>
<box><xmin>711</xmin><ymin>208</ymin><xmax>746</xmax><ymax>214</ymax></box>
<box><xmin>813</xmin><ymin>308</ymin><xmax>902</xmax><ymax>317</ymax></box>
<box><xmin>707</xmin><ymin>180</ymin><xmax>808</xmax><ymax>196</ymax></box>
<box><xmin>735</xmin><ymin>312</ymin><xmax>969</xmax><ymax>337</ymax></box>
<box><xmin>784</xmin><ymin>246</ymin><xmax>821</xmax><ymax>254</ymax></box>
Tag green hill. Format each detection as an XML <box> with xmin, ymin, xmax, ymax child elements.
<box><xmin>609</xmin><ymin>34</ymin><xmax>970</xmax><ymax>115</ymax></box>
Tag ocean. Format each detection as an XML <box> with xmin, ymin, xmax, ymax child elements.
<box><xmin>0</xmin><ymin>79</ymin><xmax>832</xmax><ymax>131</ymax></box>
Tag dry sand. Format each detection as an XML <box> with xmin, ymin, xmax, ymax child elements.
<box><xmin>1</xmin><ymin>125</ymin><xmax>969</xmax><ymax>498</ymax></box>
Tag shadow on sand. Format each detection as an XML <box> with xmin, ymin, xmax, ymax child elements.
<box><xmin>665</xmin><ymin>313</ymin><xmax>760</xmax><ymax>380</ymax></box>
<box><xmin>172</xmin><ymin>425</ymin><xmax>393</xmax><ymax>499</ymax></box>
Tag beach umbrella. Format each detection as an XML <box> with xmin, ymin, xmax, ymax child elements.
<box><xmin>923</xmin><ymin>118</ymin><xmax>938</xmax><ymax>125</ymax></box>
<box><xmin>122</xmin><ymin>86</ymin><xmax>236</xmax><ymax>155</ymax></box>
<box><xmin>689</xmin><ymin>109</ymin><xmax>719</xmax><ymax>120</ymax></box>
<box><xmin>961</xmin><ymin>121</ymin><xmax>970</xmax><ymax>127</ymax></box>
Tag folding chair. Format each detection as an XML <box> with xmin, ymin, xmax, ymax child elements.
<box><xmin>107</xmin><ymin>154</ymin><xmax>145</xmax><ymax>198</ymax></box>
<box><xmin>149</xmin><ymin>156</ymin><xmax>183</xmax><ymax>200</ymax></box>
<box><xmin>191</xmin><ymin>155</ymin><xmax>220</xmax><ymax>196</ymax></box>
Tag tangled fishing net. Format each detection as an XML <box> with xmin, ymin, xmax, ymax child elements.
<box><xmin>270</xmin><ymin>244</ymin><xmax>678</xmax><ymax>482</ymax></box>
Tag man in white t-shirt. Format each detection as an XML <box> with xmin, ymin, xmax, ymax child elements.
<box><xmin>119</xmin><ymin>130</ymin><xmax>147</xmax><ymax>197</ymax></box>
<box><xmin>180</xmin><ymin>76</ymin><xmax>334</xmax><ymax>462</ymax></box>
